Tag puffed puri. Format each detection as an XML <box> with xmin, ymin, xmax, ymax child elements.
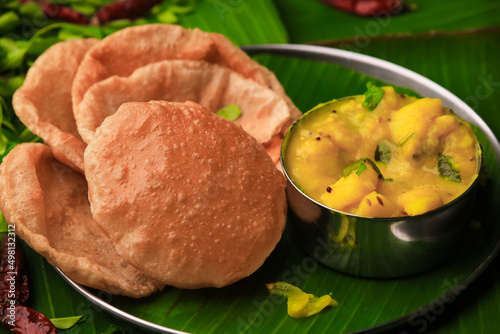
<box><xmin>0</xmin><ymin>143</ymin><xmax>164</xmax><ymax>297</ymax></box>
<box><xmin>76</xmin><ymin>59</ymin><xmax>297</xmax><ymax>166</ymax></box>
<box><xmin>71</xmin><ymin>24</ymin><xmax>302</xmax><ymax>167</ymax></box>
<box><xmin>12</xmin><ymin>39</ymin><xmax>98</xmax><ymax>173</ymax></box>
<box><xmin>84</xmin><ymin>101</ymin><xmax>288</xmax><ymax>289</ymax></box>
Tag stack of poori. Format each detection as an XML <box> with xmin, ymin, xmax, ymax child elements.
<box><xmin>0</xmin><ymin>24</ymin><xmax>300</xmax><ymax>297</ymax></box>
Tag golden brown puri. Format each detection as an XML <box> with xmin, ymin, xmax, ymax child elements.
<box><xmin>76</xmin><ymin>59</ymin><xmax>293</xmax><ymax>164</ymax></box>
<box><xmin>12</xmin><ymin>39</ymin><xmax>98</xmax><ymax>173</ymax></box>
<box><xmin>0</xmin><ymin>143</ymin><xmax>164</xmax><ymax>297</ymax></box>
<box><xmin>84</xmin><ymin>101</ymin><xmax>287</xmax><ymax>289</ymax></box>
<box><xmin>71</xmin><ymin>24</ymin><xmax>301</xmax><ymax>153</ymax></box>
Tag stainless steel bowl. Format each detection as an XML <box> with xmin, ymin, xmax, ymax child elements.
<box><xmin>281</xmin><ymin>145</ymin><xmax>481</xmax><ymax>278</ymax></box>
<box><xmin>243</xmin><ymin>44</ymin><xmax>489</xmax><ymax>279</ymax></box>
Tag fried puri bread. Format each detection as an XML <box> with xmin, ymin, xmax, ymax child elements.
<box><xmin>12</xmin><ymin>39</ymin><xmax>98</xmax><ymax>173</ymax></box>
<box><xmin>72</xmin><ymin>24</ymin><xmax>301</xmax><ymax>146</ymax></box>
<box><xmin>77</xmin><ymin>59</ymin><xmax>293</xmax><ymax>164</ymax></box>
<box><xmin>84</xmin><ymin>101</ymin><xmax>287</xmax><ymax>288</ymax></box>
<box><xmin>0</xmin><ymin>143</ymin><xmax>164</xmax><ymax>297</ymax></box>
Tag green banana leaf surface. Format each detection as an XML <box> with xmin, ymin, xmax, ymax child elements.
<box><xmin>1</xmin><ymin>0</ymin><xmax>500</xmax><ymax>333</ymax></box>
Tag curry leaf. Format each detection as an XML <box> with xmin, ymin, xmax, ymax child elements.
<box><xmin>362</xmin><ymin>82</ymin><xmax>385</xmax><ymax>111</ymax></box>
<box><xmin>438</xmin><ymin>153</ymin><xmax>461</xmax><ymax>182</ymax></box>
<box><xmin>217</xmin><ymin>104</ymin><xmax>242</xmax><ymax>121</ymax></box>
<box><xmin>50</xmin><ymin>315</ymin><xmax>86</xmax><ymax>330</ymax></box>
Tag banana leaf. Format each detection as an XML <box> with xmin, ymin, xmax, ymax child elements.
<box><xmin>178</xmin><ymin>0</ymin><xmax>289</xmax><ymax>45</ymax></box>
<box><xmin>3</xmin><ymin>31</ymin><xmax>498</xmax><ymax>334</ymax></box>
<box><xmin>272</xmin><ymin>0</ymin><xmax>500</xmax><ymax>44</ymax></box>
<box><xmin>2</xmin><ymin>1</ymin><xmax>500</xmax><ymax>334</ymax></box>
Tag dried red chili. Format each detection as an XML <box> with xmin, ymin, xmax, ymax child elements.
<box><xmin>322</xmin><ymin>0</ymin><xmax>404</xmax><ymax>16</ymax></box>
<box><xmin>19</xmin><ymin>0</ymin><xmax>164</xmax><ymax>25</ymax></box>
<box><xmin>19</xmin><ymin>0</ymin><xmax>90</xmax><ymax>25</ymax></box>
<box><xmin>39</xmin><ymin>1</ymin><xmax>90</xmax><ymax>25</ymax></box>
<box><xmin>0</xmin><ymin>235</ymin><xmax>57</xmax><ymax>333</ymax></box>
<box><xmin>0</xmin><ymin>235</ymin><xmax>29</xmax><ymax>305</ymax></box>
<box><xmin>92</xmin><ymin>0</ymin><xmax>163</xmax><ymax>25</ymax></box>
<box><xmin>0</xmin><ymin>304</ymin><xmax>57</xmax><ymax>334</ymax></box>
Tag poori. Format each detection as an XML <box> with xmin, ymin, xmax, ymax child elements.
<box><xmin>12</xmin><ymin>39</ymin><xmax>98</xmax><ymax>173</ymax></box>
<box><xmin>0</xmin><ymin>143</ymin><xmax>164</xmax><ymax>297</ymax></box>
<box><xmin>85</xmin><ymin>101</ymin><xmax>287</xmax><ymax>288</ymax></box>
<box><xmin>72</xmin><ymin>24</ymin><xmax>295</xmax><ymax>116</ymax></box>
<box><xmin>76</xmin><ymin>59</ymin><xmax>295</xmax><ymax>164</ymax></box>
<box><xmin>71</xmin><ymin>24</ymin><xmax>301</xmax><ymax>165</ymax></box>
<box><xmin>2</xmin><ymin>23</ymin><xmax>296</xmax><ymax>296</ymax></box>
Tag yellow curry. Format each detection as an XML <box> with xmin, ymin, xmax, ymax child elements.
<box><xmin>283</xmin><ymin>85</ymin><xmax>481</xmax><ymax>218</ymax></box>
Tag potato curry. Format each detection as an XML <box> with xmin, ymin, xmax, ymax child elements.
<box><xmin>283</xmin><ymin>84</ymin><xmax>481</xmax><ymax>217</ymax></box>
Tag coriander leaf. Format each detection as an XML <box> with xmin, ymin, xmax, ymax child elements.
<box><xmin>343</xmin><ymin>158</ymin><xmax>384</xmax><ymax>179</ymax></box>
<box><xmin>343</xmin><ymin>159</ymin><xmax>366</xmax><ymax>177</ymax></box>
<box><xmin>356</xmin><ymin>162</ymin><xmax>367</xmax><ymax>176</ymax></box>
<box><xmin>375</xmin><ymin>142</ymin><xmax>391</xmax><ymax>164</ymax></box>
<box><xmin>362</xmin><ymin>82</ymin><xmax>385</xmax><ymax>111</ymax></box>
<box><xmin>217</xmin><ymin>104</ymin><xmax>242</xmax><ymax>121</ymax></box>
<box><xmin>438</xmin><ymin>153</ymin><xmax>461</xmax><ymax>182</ymax></box>
<box><xmin>50</xmin><ymin>315</ymin><xmax>85</xmax><ymax>330</ymax></box>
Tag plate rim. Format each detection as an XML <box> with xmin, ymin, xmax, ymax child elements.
<box><xmin>57</xmin><ymin>43</ymin><xmax>500</xmax><ymax>334</ymax></box>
